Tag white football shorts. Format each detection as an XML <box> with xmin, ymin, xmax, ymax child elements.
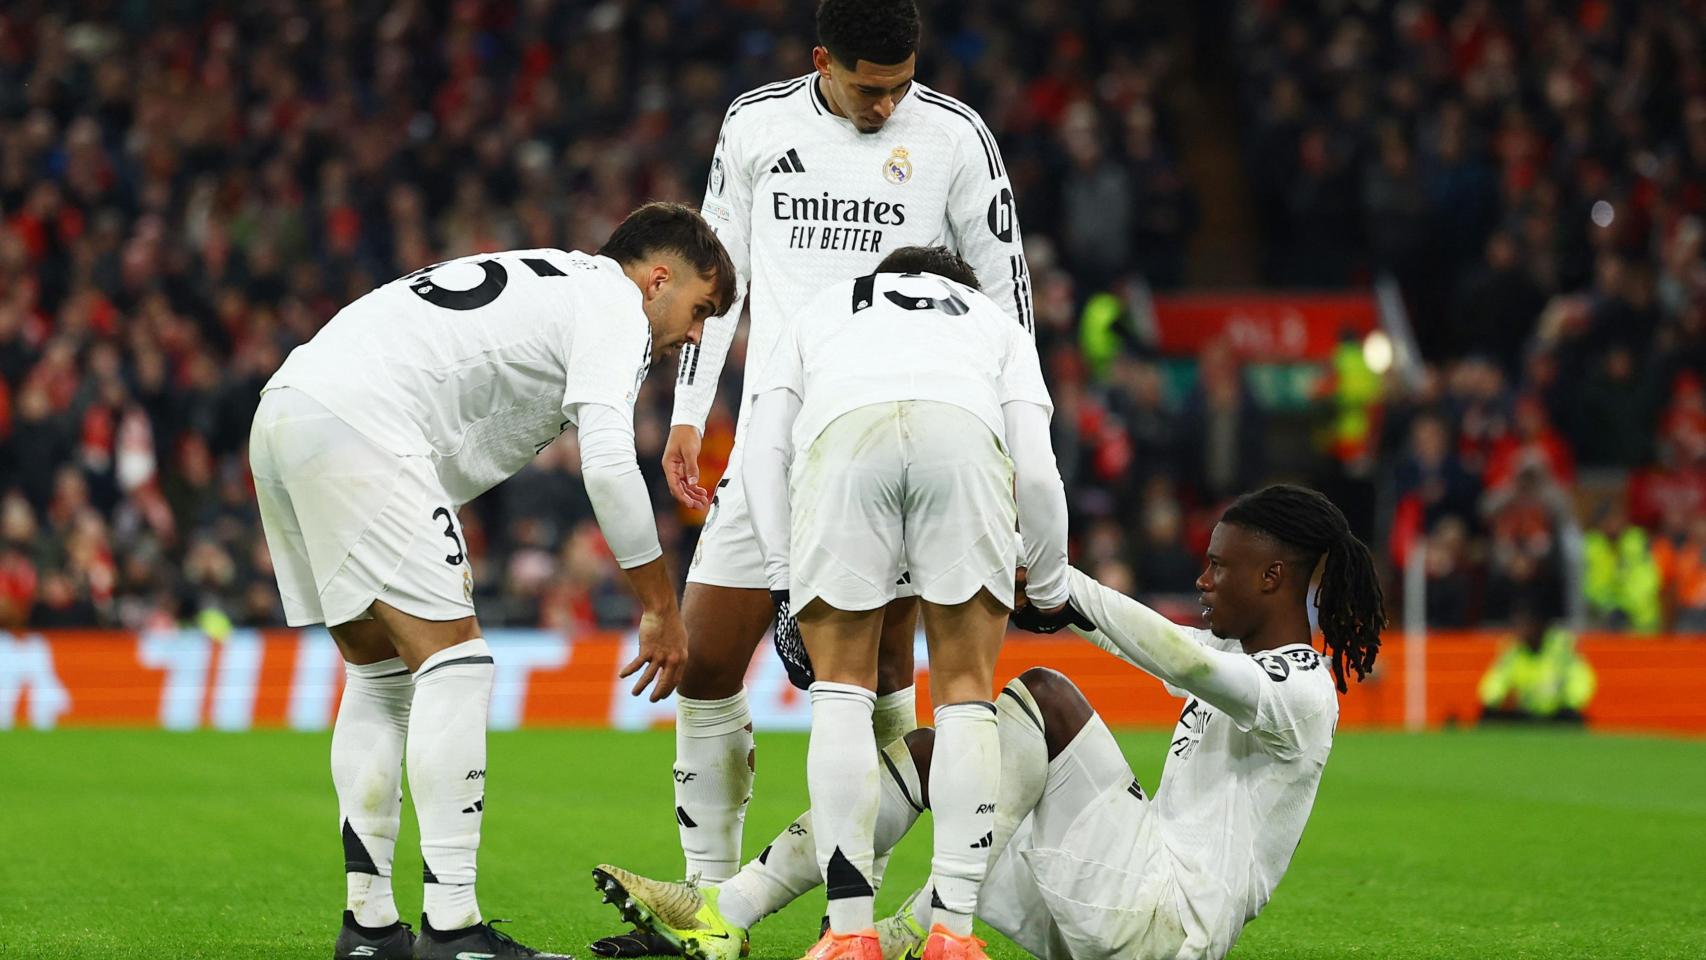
<box><xmin>688</xmin><ymin>430</ymin><xmax>920</xmax><ymax>599</ymax></box>
<box><xmin>250</xmin><ymin>388</ymin><xmax>476</xmax><ymax>627</ymax></box>
<box><xmin>685</xmin><ymin>437</ymin><xmax>772</xmax><ymax>590</ymax></box>
<box><xmin>979</xmin><ymin>712</ymin><xmax>1189</xmax><ymax>960</ymax></box>
<box><xmin>788</xmin><ymin>400</ymin><xmax>1015</xmax><ymax>614</ymax></box>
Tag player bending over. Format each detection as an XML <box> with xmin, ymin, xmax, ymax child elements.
<box><xmin>737</xmin><ymin>245</ymin><xmax>1067</xmax><ymax>960</ymax></box>
<box><xmin>250</xmin><ymin>202</ymin><xmax>734</xmax><ymax>960</ymax></box>
<box><xmin>590</xmin><ymin>485</ymin><xmax>1385</xmax><ymax>960</ymax></box>
<box><xmin>599</xmin><ymin>4</ymin><xmax>1038</xmax><ymax>952</ymax></box>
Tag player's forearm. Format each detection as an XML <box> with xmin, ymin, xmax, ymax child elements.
<box><xmin>743</xmin><ymin>389</ymin><xmax>799</xmax><ymax>591</ymax></box>
<box><xmin>575</xmin><ymin>403</ymin><xmax>664</xmax><ymax>570</ymax></box>
<box><xmin>1005</xmin><ymin>401</ymin><xmax>1069</xmax><ymax>608</ymax></box>
<box><xmin>670</xmin><ymin>292</ymin><xmax>743</xmax><ymax>430</ymax></box>
<box><xmin>619</xmin><ymin>554</ymin><xmax>680</xmax><ymax>617</ymax></box>
<box><xmin>583</xmin><ymin>464</ymin><xmax>665</xmax><ymax>569</ymax></box>
<box><xmin>1066</xmin><ymin>567</ymin><xmax>1261</xmax><ymax>715</ymax></box>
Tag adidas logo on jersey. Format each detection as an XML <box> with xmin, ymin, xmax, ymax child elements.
<box><xmin>770</xmin><ymin>148</ymin><xmax>806</xmax><ymax>173</ymax></box>
<box><xmin>969</xmin><ymin>830</ymin><xmax>994</xmax><ymax>849</ymax></box>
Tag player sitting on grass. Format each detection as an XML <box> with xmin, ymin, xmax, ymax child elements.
<box><xmin>589</xmin><ymin>484</ymin><xmax>1385</xmax><ymax>960</ymax></box>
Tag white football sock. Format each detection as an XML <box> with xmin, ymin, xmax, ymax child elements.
<box><xmin>809</xmin><ymin>681</ymin><xmax>879</xmax><ymax>933</ymax></box>
<box><xmin>912</xmin><ymin>680</ymin><xmax>1049</xmax><ymax>932</ymax></box>
<box><xmin>719</xmin><ymin>736</ymin><xmax>925</xmax><ymax>930</ymax></box>
<box><xmin>928</xmin><ymin>701</ymin><xmax>1000</xmax><ymax>936</ymax></box>
<box><xmin>869</xmin><ymin>685</ymin><xmax>917</xmax><ymax>890</ymax></box>
<box><xmin>989</xmin><ymin>679</ymin><xmax>1049</xmax><ymax>860</ymax></box>
<box><xmin>332</xmin><ymin>656</ymin><xmax>412</xmax><ymax>929</ymax></box>
<box><xmin>408</xmin><ymin>638</ymin><xmax>494</xmax><ymax>931</ymax></box>
<box><xmin>872</xmin><ymin>685</ymin><xmax>918</xmax><ymax>747</ymax></box>
<box><xmin>675</xmin><ymin>691</ymin><xmax>755</xmax><ymax>883</ymax></box>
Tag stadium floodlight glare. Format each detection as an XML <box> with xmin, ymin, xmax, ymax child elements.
<box><xmin>1362</xmin><ymin>330</ymin><xmax>1394</xmax><ymax>374</ymax></box>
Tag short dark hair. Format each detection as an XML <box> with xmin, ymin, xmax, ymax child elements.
<box><xmin>599</xmin><ymin>202</ymin><xmax>738</xmax><ymax>316</ymax></box>
<box><xmin>876</xmin><ymin>245</ymin><xmax>979</xmax><ymax>289</ymax></box>
<box><xmin>817</xmin><ymin>0</ymin><xmax>920</xmax><ymax>68</ymax></box>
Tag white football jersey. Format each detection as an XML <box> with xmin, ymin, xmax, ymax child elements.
<box><xmin>750</xmin><ymin>271</ymin><xmax>1051</xmax><ymax>452</ymax></box>
<box><xmin>677</xmin><ymin>74</ymin><xmax>1034</xmax><ymax>432</ymax></box>
<box><xmin>1154</xmin><ymin>632</ymin><xmax>1339</xmax><ymax>957</ymax></box>
<box><xmin>266</xmin><ymin>249</ymin><xmax>652</xmax><ymax>505</ymax></box>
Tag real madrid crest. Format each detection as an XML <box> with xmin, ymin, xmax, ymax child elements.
<box><xmin>883</xmin><ymin>146</ymin><xmax>913</xmax><ymax>185</ymax></box>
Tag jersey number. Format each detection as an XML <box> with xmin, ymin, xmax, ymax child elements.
<box><xmin>850</xmin><ymin>272</ymin><xmax>969</xmax><ymax>316</ymax></box>
<box><xmin>432</xmin><ymin>507</ymin><xmax>466</xmax><ymax>566</ymax></box>
<box><xmin>405</xmin><ymin>257</ymin><xmax>568</xmax><ymax>311</ymax></box>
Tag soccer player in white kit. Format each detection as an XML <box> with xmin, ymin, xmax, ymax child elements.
<box><xmin>249</xmin><ymin>203</ymin><xmax>735</xmax><ymax>960</ymax></box>
<box><xmin>739</xmin><ymin>246</ymin><xmax>1068</xmax><ymax>960</ymax></box>
<box><xmin>589</xmin><ymin>485</ymin><xmax>1386</xmax><ymax>960</ymax></box>
<box><xmin>630</xmin><ymin>2</ymin><xmax>1036</xmax><ymax>952</ymax></box>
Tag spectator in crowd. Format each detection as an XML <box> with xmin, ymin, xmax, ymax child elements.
<box><xmin>1483</xmin><ymin>395</ymin><xmax>1574</xmax><ymax>494</ymax></box>
<box><xmin>1103</xmin><ymin>356</ymin><xmax>1180</xmax><ymax>497</ymax></box>
<box><xmin>1573</xmin><ymin>345</ymin><xmax>1658</xmax><ymax>468</ymax></box>
<box><xmin>1478</xmin><ymin>602</ymin><xmax>1596</xmax><ymax>724</ymax></box>
<box><xmin>1182</xmin><ymin>338</ymin><xmax>1267</xmax><ymax>503</ymax></box>
<box><xmin>1126</xmin><ymin>102</ymin><xmax>1197</xmax><ymax>289</ymax></box>
<box><xmin>1655</xmin><ymin>511</ymin><xmax>1706</xmax><ymax>633</ymax></box>
<box><xmin>1452</xmin><ymin>231</ymin><xmax>1546</xmax><ymax>377</ymax></box>
<box><xmin>1422</xmin><ymin>516</ymin><xmax>1475</xmax><ymax>629</ymax></box>
<box><xmin>1395</xmin><ymin>413</ymin><xmax>1479</xmax><ymax>530</ymax></box>
<box><xmin>1482</xmin><ymin>462</ymin><xmax>1570</xmax><ymax>622</ymax></box>
<box><xmin>1059</xmin><ymin>109</ymin><xmax>1134</xmax><ymax>294</ymax></box>
<box><xmin>1131</xmin><ymin>495</ymin><xmax>1196</xmax><ymax>597</ymax></box>
<box><xmin>1582</xmin><ymin>502</ymin><xmax>1665</xmax><ymax>634</ymax></box>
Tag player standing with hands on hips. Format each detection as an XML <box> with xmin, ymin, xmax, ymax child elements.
<box><xmin>601</xmin><ymin>3</ymin><xmax>1037</xmax><ymax>955</ymax></box>
<box><xmin>250</xmin><ymin>202</ymin><xmax>735</xmax><ymax>960</ymax></box>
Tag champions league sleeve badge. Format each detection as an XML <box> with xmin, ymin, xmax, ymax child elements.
<box><xmin>708</xmin><ymin>156</ymin><xmax>725</xmax><ymax>196</ymax></box>
<box><xmin>883</xmin><ymin>146</ymin><xmax>913</xmax><ymax>185</ymax></box>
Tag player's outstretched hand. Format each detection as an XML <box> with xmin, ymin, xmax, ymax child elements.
<box><xmin>623</xmin><ymin>609</ymin><xmax>687</xmax><ymax>701</ymax></box>
<box><xmin>663</xmin><ymin>425</ymin><xmax>711</xmax><ymax>510</ymax></box>
<box><xmin>1011</xmin><ymin>596</ymin><xmax>1097</xmax><ymax>635</ymax></box>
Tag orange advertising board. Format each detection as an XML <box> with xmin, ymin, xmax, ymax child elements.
<box><xmin>3</xmin><ymin>628</ymin><xmax>1703</xmax><ymax>734</ymax></box>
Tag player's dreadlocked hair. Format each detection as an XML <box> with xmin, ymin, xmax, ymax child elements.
<box><xmin>817</xmin><ymin>0</ymin><xmax>920</xmax><ymax>68</ymax></box>
<box><xmin>1221</xmin><ymin>484</ymin><xmax>1386</xmax><ymax>692</ymax></box>
<box><xmin>877</xmin><ymin>245</ymin><xmax>980</xmax><ymax>289</ymax></box>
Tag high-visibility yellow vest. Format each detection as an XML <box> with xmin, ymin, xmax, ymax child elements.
<box><xmin>1478</xmin><ymin>627</ymin><xmax>1598</xmax><ymax>716</ymax></box>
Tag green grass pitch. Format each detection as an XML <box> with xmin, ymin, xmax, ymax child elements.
<box><xmin>5</xmin><ymin>727</ymin><xmax>1704</xmax><ymax>959</ymax></box>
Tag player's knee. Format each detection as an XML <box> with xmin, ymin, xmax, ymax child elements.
<box><xmin>1017</xmin><ymin>666</ymin><xmax>1094</xmax><ymax>759</ymax></box>
<box><xmin>679</xmin><ymin>646</ymin><xmax>750</xmax><ymax>700</ymax></box>
<box><xmin>903</xmin><ymin>727</ymin><xmax>935</xmax><ymax>807</ymax></box>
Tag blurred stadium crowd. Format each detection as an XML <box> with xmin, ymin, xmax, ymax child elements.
<box><xmin>0</xmin><ymin>0</ymin><xmax>1701</xmax><ymax>634</ymax></box>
